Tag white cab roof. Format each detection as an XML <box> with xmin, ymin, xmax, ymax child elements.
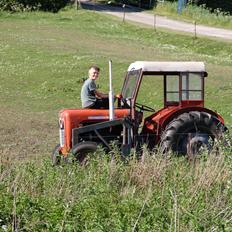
<box><xmin>127</xmin><ymin>61</ymin><xmax>206</xmax><ymax>73</ymax></box>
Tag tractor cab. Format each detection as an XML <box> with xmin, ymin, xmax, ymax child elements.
<box><xmin>120</xmin><ymin>61</ymin><xmax>207</xmax><ymax>118</ymax></box>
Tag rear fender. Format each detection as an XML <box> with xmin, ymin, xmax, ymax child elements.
<box><xmin>160</xmin><ymin>107</ymin><xmax>225</xmax><ymax>130</ymax></box>
<box><xmin>142</xmin><ymin>106</ymin><xmax>225</xmax><ymax>142</ymax></box>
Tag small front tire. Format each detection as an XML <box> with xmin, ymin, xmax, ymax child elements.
<box><xmin>72</xmin><ymin>141</ymin><xmax>98</xmax><ymax>164</ymax></box>
<box><xmin>51</xmin><ymin>144</ymin><xmax>61</xmax><ymax>166</ymax></box>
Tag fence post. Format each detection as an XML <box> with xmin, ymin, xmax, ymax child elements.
<box><xmin>122</xmin><ymin>4</ymin><xmax>126</xmax><ymax>22</ymax></box>
<box><xmin>178</xmin><ymin>0</ymin><xmax>188</xmax><ymax>14</ymax></box>
<box><xmin>194</xmin><ymin>21</ymin><xmax>197</xmax><ymax>39</ymax></box>
<box><xmin>177</xmin><ymin>0</ymin><xmax>183</xmax><ymax>14</ymax></box>
<box><xmin>154</xmin><ymin>13</ymin><xmax>156</xmax><ymax>31</ymax></box>
<box><xmin>74</xmin><ymin>0</ymin><xmax>78</xmax><ymax>10</ymax></box>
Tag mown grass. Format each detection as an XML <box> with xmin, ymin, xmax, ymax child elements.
<box><xmin>0</xmin><ymin>7</ymin><xmax>231</xmax><ymax>231</ymax></box>
<box><xmin>0</xmin><ymin>8</ymin><xmax>231</xmax><ymax>117</ymax></box>
<box><xmin>153</xmin><ymin>1</ymin><xmax>232</xmax><ymax>29</ymax></box>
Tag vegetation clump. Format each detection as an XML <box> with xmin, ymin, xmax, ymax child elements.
<box><xmin>0</xmin><ymin>0</ymin><xmax>69</xmax><ymax>12</ymax></box>
<box><xmin>153</xmin><ymin>0</ymin><xmax>232</xmax><ymax>29</ymax></box>
<box><xmin>192</xmin><ymin>0</ymin><xmax>232</xmax><ymax>15</ymax></box>
<box><xmin>0</xmin><ymin>148</ymin><xmax>231</xmax><ymax>231</ymax></box>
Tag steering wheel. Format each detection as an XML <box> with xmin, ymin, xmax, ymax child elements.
<box><xmin>135</xmin><ymin>102</ymin><xmax>155</xmax><ymax>112</ymax></box>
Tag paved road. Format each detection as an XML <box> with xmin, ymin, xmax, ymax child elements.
<box><xmin>80</xmin><ymin>1</ymin><xmax>232</xmax><ymax>41</ymax></box>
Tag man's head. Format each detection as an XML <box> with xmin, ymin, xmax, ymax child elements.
<box><xmin>89</xmin><ymin>65</ymin><xmax>100</xmax><ymax>80</ymax></box>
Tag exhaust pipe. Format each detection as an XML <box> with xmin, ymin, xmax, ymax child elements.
<box><xmin>109</xmin><ymin>60</ymin><xmax>114</xmax><ymax>121</ymax></box>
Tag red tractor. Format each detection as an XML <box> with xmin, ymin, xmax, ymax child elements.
<box><xmin>52</xmin><ymin>61</ymin><xmax>226</xmax><ymax>164</ymax></box>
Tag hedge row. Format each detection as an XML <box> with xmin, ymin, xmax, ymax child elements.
<box><xmin>196</xmin><ymin>0</ymin><xmax>232</xmax><ymax>14</ymax></box>
<box><xmin>165</xmin><ymin>0</ymin><xmax>232</xmax><ymax>14</ymax></box>
<box><xmin>0</xmin><ymin>0</ymin><xmax>69</xmax><ymax>12</ymax></box>
<box><xmin>113</xmin><ymin>0</ymin><xmax>232</xmax><ymax>13</ymax></box>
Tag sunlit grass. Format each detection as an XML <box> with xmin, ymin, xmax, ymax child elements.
<box><xmin>0</xmin><ymin>8</ymin><xmax>231</xmax><ymax>230</ymax></box>
<box><xmin>0</xmin><ymin>9</ymin><xmax>231</xmax><ymax>116</ymax></box>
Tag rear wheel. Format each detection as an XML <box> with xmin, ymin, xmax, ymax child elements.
<box><xmin>161</xmin><ymin>111</ymin><xmax>226</xmax><ymax>156</ymax></box>
<box><xmin>72</xmin><ymin>141</ymin><xmax>98</xmax><ymax>164</ymax></box>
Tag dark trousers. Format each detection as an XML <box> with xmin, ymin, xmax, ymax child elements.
<box><xmin>89</xmin><ymin>98</ymin><xmax>109</xmax><ymax>109</ymax></box>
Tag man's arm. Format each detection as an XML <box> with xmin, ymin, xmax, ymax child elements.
<box><xmin>95</xmin><ymin>90</ymin><xmax>108</xmax><ymax>99</ymax></box>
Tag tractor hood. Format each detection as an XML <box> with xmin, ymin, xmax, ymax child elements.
<box><xmin>59</xmin><ymin>108</ymin><xmax>130</xmax><ymax>152</ymax></box>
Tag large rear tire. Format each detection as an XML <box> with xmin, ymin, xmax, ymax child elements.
<box><xmin>161</xmin><ymin>111</ymin><xmax>226</xmax><ymax>156</ymax></box>
<box><xmin>72</xmin><ymin>141</ymin><xmax>97</xmax><ymax>164</ymax></box>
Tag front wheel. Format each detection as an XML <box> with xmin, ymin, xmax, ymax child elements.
<box><xmin>72</xmin><ymin>141</ymin><xmax>98</xmax><ymax>164</ymax></box>
<box><xmin>161</xmin><ymin>111</ymin><xmax>226</xmax><ymax>156</ymax></box>
<box><xmin>51</xmin><ymin>144</ymin><xmax>61</xmax><ymax>166</ymax></box>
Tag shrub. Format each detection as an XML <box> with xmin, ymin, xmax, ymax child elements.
<box><xmin>188</xmin><ymin>0</ymin><xmax>232</xmax><ymax>14</ymax></box>
<box><xmin>0</xmin><ymin>0</ymin><xmax>69</xmax><ymax>12</ymax></box>
<box><xmin>0</xmin><ymin>0</ymin><xmax>23</xmax><ymax>12</ymax></box>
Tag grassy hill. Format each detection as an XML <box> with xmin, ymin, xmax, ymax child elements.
<box><xmin>0</xmin><ymin>7</ymin><xmax>231</xmax><ymax>231</ymax></box>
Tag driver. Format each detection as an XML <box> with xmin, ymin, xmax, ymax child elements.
<box><xmin>81</xmin><ymin>65</ymin><xmax>109</xmax><ymax>109</ymax></box>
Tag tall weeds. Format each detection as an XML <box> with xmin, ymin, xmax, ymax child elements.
<box><xmin>0</xmin><ymin>146</ymin><xmax>231</xmax><ymax>231</ymax></box>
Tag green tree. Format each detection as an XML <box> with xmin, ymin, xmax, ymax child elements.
<box><xmin>0</xmin><ymin>0</ymin><xmax>69</xmax><ymax>12</ymax></box>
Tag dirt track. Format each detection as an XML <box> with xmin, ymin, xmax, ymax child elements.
<box><xmin>80</xmin><ymin>1</ymin><xmax>232</xmax><ymax>41</ymax></box>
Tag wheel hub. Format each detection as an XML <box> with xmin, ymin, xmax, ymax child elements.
<box><xmin>187</xmin><ymin>133</ymin><xmax>211</xmax><ymax>155</ymax></box>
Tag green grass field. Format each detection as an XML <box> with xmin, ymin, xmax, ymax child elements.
<box><xmin>0</xmin><ymin>7</ymin><xmax>231</xmax><ymax>231</ymax></box>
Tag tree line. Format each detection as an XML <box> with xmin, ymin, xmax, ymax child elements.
<box><xmin>0</xmin><ymin>0</ymin><xmax>69</xmax><ymax>12</ymax></box>
<box><xmin>123</xmin><ymin>0</ymin><xmax>232</xmax><ymax>14</ymax></box>
<box><xmin>188</xmin><ymin>0</ymin><xmax>231</xmax><ymax>14</ymax></box>
<box><xmin>0</xmin><ymin>0</ymin><xmax>232</xmax><ymax>14</ymax></box>
<box><xmin>163</xmin><ymin>0</ymin><xmax>232</xmax><ymax>14</ymax></box>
